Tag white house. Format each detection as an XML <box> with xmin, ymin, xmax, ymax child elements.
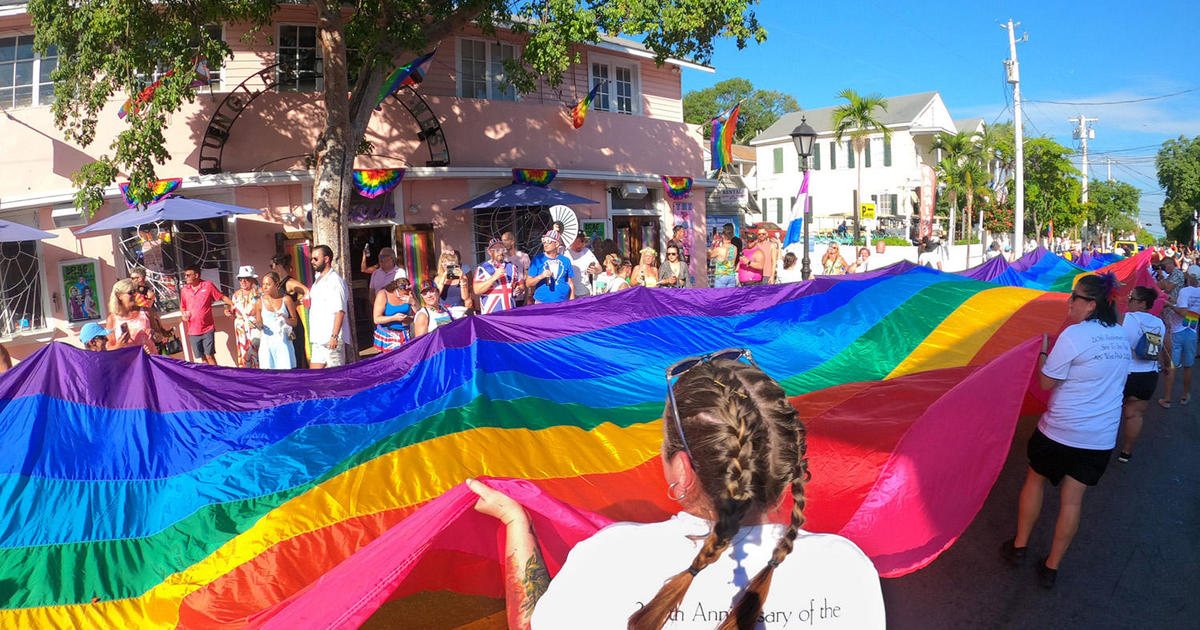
<box><xmin>751</xmin><ymin>92</ymin><xmax>977</xmax><ymax>236</ymax></box>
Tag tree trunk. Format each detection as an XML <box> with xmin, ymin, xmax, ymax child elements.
<box><xmin>948</xmin><ymin>192</ymin><xmax>957</xmax><ymax>248</ymax></box>
<box><xmin>854</xmin><ymin>150</ymin><xmax>863</xmax><ymax>243</ymax></box>
<box><xmin>965</xmin><ymin>192</ymin><xmax>973</xmax><ymax>265</ymax></box>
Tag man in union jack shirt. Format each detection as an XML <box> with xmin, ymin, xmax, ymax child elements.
<box><xmin>473</xmin><ymin>238</ymin><xmax>524</xmax><ymax>314</ymax></box>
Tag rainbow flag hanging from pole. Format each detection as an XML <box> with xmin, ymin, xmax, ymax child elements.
<box><xmin>710</xmin><ymin>103</ymin><xmax>740</xmax><ymax>170</ymax></box>
<box><xmin>374</xmin><ymin>50</ymin><xmax>437</xmax><ymax>110</ymax></box>
<box><xmin>571</xmin><ymin>80</ymin><xmax>607</xmax><ymax>129</ymax></box>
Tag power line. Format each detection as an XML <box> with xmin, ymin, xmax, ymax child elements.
<box><xmin>1024</xmin><ymin>87</ymin><xmax>1199</xmax><ymax>106</ymax></box>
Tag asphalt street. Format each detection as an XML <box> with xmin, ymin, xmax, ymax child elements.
<box><xmin>883</xmin><ymin>373</ymin><xmax>1200</xmax><ymax>629</ymax></box>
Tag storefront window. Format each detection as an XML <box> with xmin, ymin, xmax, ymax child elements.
<box><xmin>0</xmin><ymin>240</ymin><xmax>45</xmax><ymax>335</ymax></box>
<box><xmin>119</xmin><ymin>218</ymin><xmax>235</xmax><ymax>312</ymax></box>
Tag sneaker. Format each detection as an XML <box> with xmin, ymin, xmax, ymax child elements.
<box><xmin>1158</xmin><ymin>399</ymin><xmax>1171</xmax><ymax>409</ymax></box>
<box><xmin>1181</xmin><ymin>395</ymin><xmax>1191</xmax><ymax>406</ymax></box>
<box><xmin>1001</xmin><ymin>538</ymin><xmax>1027</xmax><ymax>566</ymax></box>
<box><xmin>1117</xmin><ymin>451</ymin><xmax>1131</xmax><ymax>463</ymax></box>
<box><xmin>1037</xmin><ymin>557</ymin><xmax>1058</xmax><ymax>589</ymax></box>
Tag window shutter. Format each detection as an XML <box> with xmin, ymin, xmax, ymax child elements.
<box><xmin>810</xmin><ymin>143</ymin><xmax>821</xmax><ymax>170</ymax></box>
<box><xmin>884</xmin><ymin>138</ymin><xmax>892</xmax><ymax>166</ymax></box>
<box><xmin>890</xmin><ymin>194</ymin><xmax>898</xmax><ymax>214</ymax></box>
<box><xmin>776</xmin><ymin>198</ymin><xmax>784</xmax><ymax>224</ymax></box>
<box><xmin>773</xmin><ymin>147</ymin><xmax>783</xmax><ymax>174</ymax></box>
<box><xmin>847</xmin><ymin>142</ymin><xmax>854</xmax><ymax>168</ymax></box>
<box><xmin>829</xmin><ymin>141</ymin><xmax>836</xmax><ymax>169</ymax></box>
<box><xmin>864</xmin><ymin>142</ymin><xmax>871</xmax><ymax>168</ymax></box>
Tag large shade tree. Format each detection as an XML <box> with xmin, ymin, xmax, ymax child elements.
<box><xmin>831</xmin><ymin>89</ymin><xmax>891</xmax><ymax>242</ymax></box>
<box><xmin>682</xmin><ymin>77</ymin><xmax>798</xmax><ymax>142</ymax></box>
<box><xmin>1022</xmin><ymin>137</ymin><xmax>1082</xmax><ymax>244</ymax></box>
<box><xmin>1156</xmin><ymin>136</ymin><xmax>1200</xmax><ymax>243</ymax></box>
<box><xmin>30</xmin><ymin>0</ymin><xmax>767</xmax><ymax>351</ymax></box>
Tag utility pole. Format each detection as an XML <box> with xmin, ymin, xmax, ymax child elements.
<box><xmin>1106</xmin><ymin>158</ymin><xmax>1113</xmax><ymax>182</ymax></box>
<box><xmin>1003</xmin><ymin>20</ymin><xmax>1027</xmax><ymax>256</ymax></box>
<box><xmin>1069</xmin><ymin>114</ymin><xmax>1098</xmax><ymax>202</ymax></box>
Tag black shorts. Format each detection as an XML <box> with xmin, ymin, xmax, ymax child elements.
<box><xmin>188</xmin><ymin>330</ymin><xmax>216</xmax><ymax>358</ymax></box>
<box><xmin>1027</xmin><ymin>428</ymin><xmax>1112</xmax><ymax>486</ymax></box>
<box><xmin>1123</xmin><ymin>371</ymin><xmax>1158</xmax><ymax>401</ymax></box>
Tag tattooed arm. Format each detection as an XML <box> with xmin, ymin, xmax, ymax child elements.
<box><xmin>467</xmin><ymin>479</ymin><xmax>551</xmax><ymax>630</ymax></box>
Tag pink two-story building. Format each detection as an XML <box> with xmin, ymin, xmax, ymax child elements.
<box><xmin>0</xmin><ymin>1</ymin><xmax>714</xmax><ymax>363</ymax></box>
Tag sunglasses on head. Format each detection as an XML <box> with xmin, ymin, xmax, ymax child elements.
<box><xmin>664</xmin><ymin>348</ymin><xmax>757</xmax><ymax>464</ymax></box>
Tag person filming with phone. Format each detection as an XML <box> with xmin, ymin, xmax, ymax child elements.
<box><xmin>435</xmin><ymin>250</ymin><xmax>473</xmax><ymax>317</ymax></box>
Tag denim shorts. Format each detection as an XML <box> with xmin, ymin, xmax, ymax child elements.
<box><xmin>1171</xmin><ymin>327</ymin><xmax>1197</xmax><ymax>368</ymax></box>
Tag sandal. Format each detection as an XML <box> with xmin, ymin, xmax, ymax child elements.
<box><xmin>1158</xmin><ymin>399</ymin><xmax>1171</xmax><ymax>409</ymax></box>
<box><xmin>1117</xmin><ymin>451</ymin><xmax>1131</xmax><ymax>463</ymax></box>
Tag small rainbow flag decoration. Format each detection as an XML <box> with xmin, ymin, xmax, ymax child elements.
<box><xmin>119</xmin><ymin>178</ymin><xmax>182</xmax><ymax>207</ymax></box>
<box><xmin>352</xmin><ymin>169</ymin><xmax>405</xmax><ymax>198</ymax></box>
<box><xmin>710</xmin><ymin>102</ymin><xmax>741</xmax><ymax>170</ymax></box>
<box><xmin>375</xmin><ymin>50</ymin><xmax>437</xmax><ymax>110</ymax></box>
<box><xmin>512</xmin><ymin>168</ymin><xmax>557</xmax><ymax>186</ymax></box>
<box><xmin>661</xmin><ymin>176</ymin><xmax>693</xmax><ymax>200</ymax></box>
<box><xmin>571</xmin><ymin>80</ymin><xmax>607</xmax><ymax>129</ymax></box>
<box><xmin>1185</xmin><ymin>311</ymin><xmax>1200</xmax><ymax>332</ymax></box>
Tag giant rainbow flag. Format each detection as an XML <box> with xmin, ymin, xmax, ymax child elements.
<box><xmin>0</xmin><ymin>250</ymin><xmax>1151</xmax><ymax>628</ymax></box>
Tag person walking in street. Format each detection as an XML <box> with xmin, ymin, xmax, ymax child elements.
<box><xmin>308</xmin><ymin>245</ymin><xmax>350</xmax><ymax>368</ymax></box>
<box><xmin>1002</xmin><ymin>274</ymin><xmax>1130</xmax><ymax>589</ymax></box>
<box><xmin>179</xmin><ymin>265</ymin><xmax>233</xmax><ymax>365</ymax></box>
<box><xmin>231</xmin><ymin>266</ymin><xmax>262</xmax><ymax>368</ymax></box>
<box><xmin>269</xmin><ymin>253</ymin><xmax>309</xmax><ymax>369</ymax></box>
<box><xmin>565</xmin><ymin>231</ymin><xmax>602</xmax><ymax>297</ymax></box>
<box><xmin>708</xmin><ymin>228</ymin><xmax>738</xmax><ymax>288</ymax></box>
<box><xmin>372</xmin><ymin>278</ymin><xmax>416</xmax><ymax>351</ymax></box>
<box><xmin>1162</xmin><ymin>266</ymin><xmax>1200</xmax><ymax>407</ymax></box>
<box><xmin>1117</xmin><ymin>286</ymin><xmax>1168</xmax><ymax>463</ymax></box>
<box><xmin>255</xmin><ymin>272</ymin><xmax>298</xmax><ymax>370</ymax></box>
<box><xmin>412</xmin><ymin>280</ymin><xmax>454</xmax><ymax>337</ymax></box>
<box><xmin>474</xmin><ymin>238</ymin><xmax>523</xmax><ymax>314</ymax></box>
<box><xmin>526</xmin><ymin>230</ymin><xmax>574</xmax><ymax>304</ymax></box>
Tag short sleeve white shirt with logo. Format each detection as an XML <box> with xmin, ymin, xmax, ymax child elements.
<box><xmin>1122</xmin><ymin>311</ymin><xmax>1166</xmax><ymax>373</ymax></box>
<box><xmin>1039</xmin><ymin>320</ymin><xmax>1132</xmax><ymax>450</ymax></box>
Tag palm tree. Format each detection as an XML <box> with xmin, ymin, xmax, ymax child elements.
<box><xmin>930</xmin><ymin>130</ymin><xmax>978</xmax><ymax>244</ymax></box>
<box><xmin>832</xmin><ymin>89</ymin><xmax>892</xmax><ymax>242</ymax></box>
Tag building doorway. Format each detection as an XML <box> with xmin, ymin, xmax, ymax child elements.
<box><xmin>612</xmin><ymin>215</ymin><xmax>661</xmax><ymax>261</ymax></box>
<box><xmin>349</xmin><ymin>225</ymin><xmax>396</xmax><ymax>352</ymax></box>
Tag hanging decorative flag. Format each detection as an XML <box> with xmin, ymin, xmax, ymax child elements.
<box><xmin>783</xmin><ymin>170</ymin><xmax>810</xmax><ymax>249</ymax></box>
<box><xmin>375</xmin><ymin>50</ymin><xmax>437</xmax><ymax>110</ymax></box>
<box><xmin>191</xmin><ymin>58</ymin><xmax>212</xmax><ymax>88</ymax></box>
<box><xmin>661</xmin><ymin>176</ymin><xmax>693</xmax><ymax>200</ymax></box>
<box><xmin>118</xmin><ymin>74</ymin><xmax>168</xmax><ymax>119</ymax></box>
<box><xmin>512</xmin><ymin>168</ymin><xmax>557</xmax><ymax>186</ymax></box>
<box><xmin>119</xmin><ymin>178</ymin><xmax>182</xmax><ymax>207</ymax></box>
<box><xmin>710</xmin><ymin>103</ymin><xmax>741</xmax><ymax>170</ymax></box>
<box><xmin>571</xmin><ymin>80</ymin><xmax>607</xmax><ymax>129</ymax></box>
<box><xmin>352</xmin><ymin>169</ymin><xmax>405</xmax><ymax>198</ymax></box>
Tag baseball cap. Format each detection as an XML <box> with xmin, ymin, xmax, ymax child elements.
<box><xmin>419</xmin><ymin>280</ymin><xmax>439</xmax><ymax>293</ymax></box>
<box><xmin>80</xmin><ymin>322</ymin><xmax>111</xmax><ymax>344</ymax></box>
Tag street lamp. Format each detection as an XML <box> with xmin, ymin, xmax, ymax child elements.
<box><xmin>790</xmin><ymin>116</ymin><xmax>818</xmax><ymax>280</ymax></box>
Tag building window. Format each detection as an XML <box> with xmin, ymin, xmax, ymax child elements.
<box><xmin>0</xmin><ymin>239</ymin><xmax>45</xmax><ymax>336</ymax></box>
<box><xmin>277</xmin><ymin>25</ymin><xmax>323</xmax><ymax>92</ymax></box>
<box><xmin>119</xmin><ymin>217</ymin><xmax>236</xmax><ymax>313</ymax></box>
<box><xmin>884</xmin><ymin>138</ymin><xmax>892</xmax><ymax>167</ymax></box>
<box><xmin>458</xmin><ymin>38</ymin><xmax>516</xmax><ymax>101</ymax></box>
<box><xmin>809</xmin><ymin>142</ymin><xmax>821</xmax><ymax>171</ymax></box>
<box><xmin>829</xmin><ymin>141</ymin><xmax>836</xmax><ymax>170</ymax></box>
<box><xmin>590</xmin><ymin>55</ymin><xmax>639</xmax><ymax>115</ymax></box>
<box><xmin>773</xmin><ymin>147</ymin><xmax>783</xmax><ymax>174</ymax></box>
<box><xmin>0</xmin><ymin>35</ymin><xmax>58</xmax><ymax>109</ymax></box>
<box><xmin>847</xmin><ymin>141</ymin><xmax>855</xmax><ymax>168</ymax></box>
<box><xmin>147</xmin><ymin>25</ymin><xmax>225</xmax><ymax>90</ymax></box>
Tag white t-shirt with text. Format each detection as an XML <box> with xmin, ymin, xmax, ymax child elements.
<box><xmin>531</xmin><ymin>512</ymin><xmax>884</xmax><ymax>629</ymax></box>
<box><xmin>1122</xmin><ymin>311</ymin><xmax>1166</xmax><ymax>373</ymax></box>
<box><xmin>1039</xmin><ymin>320</ymin><xmax>1131</xmax><ymax>450</ymax></box>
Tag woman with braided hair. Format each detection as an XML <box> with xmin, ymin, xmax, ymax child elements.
<box><xmin>467</xmin><ymin>349</ymin><xmax>884</xmax><ymax>629</ymax></box>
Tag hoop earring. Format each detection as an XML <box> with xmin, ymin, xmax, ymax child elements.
<box><xmin>667</xmin><ymin>481</ymin><xmax>687</xmax><ymax>502</ymax></box>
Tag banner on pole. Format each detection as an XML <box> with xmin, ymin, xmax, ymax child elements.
<box><xmin>919</xmin><ymin>164</ymin><xmax>936</xmax><ymax>239</ymax></box>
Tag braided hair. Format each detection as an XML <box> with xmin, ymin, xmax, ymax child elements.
<box><xmin>628</xmin><ymin>360</ymin><xmax>808</xmax><ymax>630</ymax></box>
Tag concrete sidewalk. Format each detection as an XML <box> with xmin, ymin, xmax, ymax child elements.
<box><xmin>882</xmin><ymin>376</ymin><xmax>1200</xmax><ymax>629</ymax></box>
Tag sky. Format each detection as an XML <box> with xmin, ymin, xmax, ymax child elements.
<box><xmin>680</xmin><ymin>0</ymin><xmax>1200</xmax><ymax>236</ymax></box>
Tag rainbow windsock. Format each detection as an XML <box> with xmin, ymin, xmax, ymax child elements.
<box><xmin>374</xmin><ymin>50</ymin><xmax>436</xmax><ymax>109</ymax></box>
<box><xmin>118</xmin><ymin>178</ymin><xmax>182</xmax><ymax>207</ymax></box>
<box><xmin>352</xmin><ymin>169</ymin><xmax>405</xmax><ymax>198</ymax></box>
<box><xmin>0</xmin><ymin>250</ymin><xmax>1152</xmax><ymax>628</ymax></box>
<box><xmin>710</xmin><ymin>102</ymin><xmax>740</xmax><ymax>170</ymax></box>
<box><xmin>571</xmin><ymin>80</ymin><xmax>606</xmax><ymax>129</ymax></box>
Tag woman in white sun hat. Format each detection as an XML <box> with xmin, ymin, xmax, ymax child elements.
<box><xmin>232</xmin><ymin>265</ymin><xmax>262</xmax><ymax>368</ymax></box>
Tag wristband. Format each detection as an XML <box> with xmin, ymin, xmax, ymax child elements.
<box><xmin>1039</xmin><ymin>351</ymin><xmax>1048</xmax><ymax>356</ymax></box>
